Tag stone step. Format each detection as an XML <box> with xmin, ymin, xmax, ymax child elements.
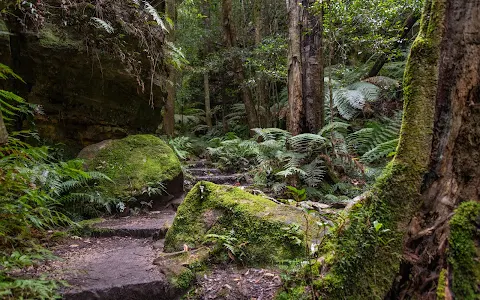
<box><xmin>88</xmin><ymin>210</ymin><xmax>176</xmax><ymax>239</ymax></box>
<box><xmin>187</xmin><ymin>159</ymin><xmax>213</xmax><ymax>168</ymax></box>
<box><xmin>187</xmin><ymin>168</ymin><xmax>222</xmax><ymax>176</ymax></box>
<box><xmin>194</xmin><ymin>174</ymin><xmax>240</xmax><ymax>185</ymax></box>
<box><xmin>44</xmin><ymin>237</ymin><xmax>183</xmax><ymax>300</ymax></box>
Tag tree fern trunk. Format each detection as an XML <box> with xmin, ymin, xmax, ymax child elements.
<box><xmin>0</xmin><ymin>111</ymin><xmax>8</xmax><ymax>145</ymax></box>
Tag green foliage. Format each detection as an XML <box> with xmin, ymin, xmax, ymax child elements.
<box><xmin>0</xmin><ymin>134</ymin><xmax>111</xmax><ymax>298</ymax></box>
<box><xmin>448</xmin><ymin>201</ymin><xmax>480</xmax><ymax>299</ymax></box>
<box><xmin>167</xmin><ymin>136</ymin><xmax>194</xmax><ymax>160</ymax></box>
<box><xmin>205</xmin><ymin>231</ymin><xmax>247</xmax><ymax>262</ymax></box>
<box><xmin>0</xmin><ymin>66</ymin><xmax>111</xmax><ymax>298</ymax></box>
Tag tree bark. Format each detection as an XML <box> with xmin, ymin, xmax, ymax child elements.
<box><xmin>163</xmin><ymin>0</ymin><xmax>176</xmax><ymax>136</ymax></box>
<box><xmin>202</xmin><ymin>0</ymin><xmax>212</xmax><ymax>129</ymax></box>
<box><xmin>391</xmin><ymin>1</ymin><xmax>480</xmax><ymax>298</ymax></box>
<box><xmin>204</xmin><ymin>73</ymin><xmax>212</xmax><ymax>128</ymax></box>
<box><xmin>313</xmin><ymin>0</ymin><xmax>479</xmax><ymax>298</ymax></box>
<box><xmin>254</xmin><ymin>0</ymin><xmax>270</xmax><ymax>128</ymax></box>
<box><xmin>221</xmin><ymin>0</ymin><xmax>259</xmax><ymax>132</ymax></box>
<box><xmin>287</xmin><ymin>0</ymin><xmax>324</xmax><ymax>135</ymax></box>
<box><xmin>0</xmin><ymin>111</ymin><xmax>8</xmax><ymax>145</ymax></box>
<box><xmin>286</xmin><ymin>0</ymin><xmax>303</xmax><ymax>136</ymax></box>
<box><xmin>302</xmin><ymin>0</ymin><xmax>324</xmax><ymax>132</ymax></box>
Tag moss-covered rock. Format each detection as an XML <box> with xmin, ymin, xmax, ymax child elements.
<box><xmin>164</xmin><ymin>182</ymin><xmax>318</xmax><ymax>265</ymax></box>
<box><xmin>78</xmin><ymin>135</ymin><xmax>182</xmax><ymax>208</ymax></box>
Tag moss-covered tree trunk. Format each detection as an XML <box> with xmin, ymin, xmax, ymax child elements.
<box><xmin>314</xmin><ymin>0</ymin><xmax>480</xmax><ymax>298</ymax></box>
<box><xmin>392</xmin><ymin>0</ymin><xmax>480</xmax><ymax>297</ymax></box>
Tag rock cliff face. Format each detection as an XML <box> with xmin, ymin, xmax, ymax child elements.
<box><xmin>1</xmin><ymin>0</ymin><xmax>168</xmax><ymax>149</ymax></box>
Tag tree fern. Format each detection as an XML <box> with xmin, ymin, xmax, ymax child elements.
<box><xmin>331</xmin><ymin>82</ymin><xmax>381</xmax><ymax>120</ymax></box>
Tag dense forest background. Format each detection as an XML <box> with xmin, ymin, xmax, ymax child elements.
<box><xmin>1</xmin><ymin>0</ymin><xmax>479</xmax><ymax>299</ymax></box>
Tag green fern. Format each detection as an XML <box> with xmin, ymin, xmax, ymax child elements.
<box><xmin>360</xmin><ymin>138</ymin><xmax>399</xmax><ymax>163</ymax></box>
<box><xmin>142</xmin><ymin>1</ymin><xmax>168</xmax><ymax>32</ymax></box>
<box><xmin>90</xmin><ymin>17</ymin><xmax>114</xmax><ymax>34</ymax></box>
<box><xmin>347</xmin><ymin>112</ymin><xmax>402</xmax><ymax>158</ymax></box>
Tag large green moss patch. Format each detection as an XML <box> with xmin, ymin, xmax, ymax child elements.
<box><xmin>78</xmin><ymin>134</ymin><xmax>182</xmax><ymax>201</ymax></box>
<box><xmin>164</xmin><ymin>182</ymin><xmax>318</xmax><ymax>264</ymax></box>
<box><xmin>448</xmin><ymin>201</ymin><xmax>480</xmax><ymax>299</ymax></box>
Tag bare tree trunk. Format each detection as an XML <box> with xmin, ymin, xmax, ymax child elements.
<box><xmin>287</xmin><ymin>0</ymin><xmax>324</xmax><ymax>135</ymax></box>
<box><xmin>286</xmin><ymin>0</ymin><xmax>303</xmax><ymax>136</ymax></box>
<box><xmin>302</xmin><ymin>0</ymin><xmax>324</xmax><ymax>132</ymax></box>
<box><xmin>315</xmin><ymin>1</ymin><xmax>480</xmax><ymax>298</ymax></box>
<box><xmin>204</xmin><ymin>73</ymin><xmax>212</xmax><ymax>128</ymax></box>
<box><xmin>163</xmin><ymin>0</ymin><xmax>176</xmax><ymax>136</ymax></box>
<box><xmin>0</xmin><ymin>111</ymin><xmax>8</xmax><ymax>145</ymax></box>
<box><xmin>254</xmin><ymin>0</ymin><xmax>270</xmax><ymax>128</ymax></box>
<box><xmin>221</xmin><ymin>0</ymin><xmax>259</xmax><ymax>132</ymax></box>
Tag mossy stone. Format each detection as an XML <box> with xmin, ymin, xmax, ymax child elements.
<box><xmin>164</xmin><ymin>182</ymin><xmax>318</xmax><ymax>265</ymax></box>
<box><xmin>78</xmin><ymin>134</ymin><xmax>182</xmax><ymax>205</ymax></box>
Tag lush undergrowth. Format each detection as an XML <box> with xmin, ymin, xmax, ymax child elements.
<box><xmin>0</xmin><ymin>64</ymin><xmax>111</xmax><ymax>299</ymax></box>
<box><xmin>0</xmin><ymin>133</ymin><xmax>112</xmax><ymax>299</ymax></box>
<box><xmin>168</xmin><ymin>109</ymin><xmax>402</xmax><ymax>203</ymax></box>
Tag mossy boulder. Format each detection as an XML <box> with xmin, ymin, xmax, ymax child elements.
<box><xmin>164</xmin><ymin>182</ymin><xmax>319</xmax><ymax>264</ymax></box>
<box><xmin>78</xmin><ymin>135</ymin><xmax>183</xmax><ymax>209</ymax></box>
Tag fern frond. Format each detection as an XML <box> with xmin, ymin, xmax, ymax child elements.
<box><xmin>360</xmin><ymin>138</ymin><xmax>399</xmax><ymax>163</ymax></box>
<box><xmin>143</xmin><ymin>1</ymin><xmax>168</xmax><ymax>32</ymax></box>
<box><xmin>288</xmin><ymin>133</ymin><xmax>327</xmax><ymax>153</ymax></box>
<box><xmin>90</xmin><ymin>17</ymin><xmax>115</xmax><ymax>34</ymax></box>
<box><xmin>319</xmin><ymin>122</ymin><xmax>350</xmax><ymax>136</ymax></box>
<box><xmin>0</xmin><ymin>64</ymin><xmax>24</xmax><ymax>82</ymax></box>
<box><xmin>347</xmin><ymin>112</ymin><xmax>402</xmax><ymax>155</ymax></box>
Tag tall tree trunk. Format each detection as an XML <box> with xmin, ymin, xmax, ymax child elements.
<box><xmin>391</xmin><ymin>1</ymin><xmax>480</xmax><ymax>298</ymax></box>
<box><xmin>302</xmin><ymin>0</ymin><xmax>324</xmax><ymax>132</ymax></box>
<box><xmin>204</xmin><ymin>73</ymin><xmax>212</xmax><ymax>128</ymax></box>
<box><xmin>202</xmin><ymin>0</ymin><xmax>212</xmax><ymax>129</ymax></box>
<box><xmin>315</xmin><ymin>0</ymin><xmax>479</xmax><ymax>298</ymax></box>
<box><xmin>221</xmin><ymin>0</ymin><xmax>259</xmax><ymax>132</ymax></box>
<box><xmin>286</xmin><ymin>0</ymin><xmax>303</xmax><ymax>136</ymax></box>
<box><xmin>254</xmin><ymin>0</ymin><xmax>270</xmax><ymax>128</ymax></box>
<box><xmin>287</xmin><ymin>0</ymin><xmax>324</xmax><ymax>135</ymax></box>
<box><xmin>163</xmin><ymin>0</ymin><xmax>176</xmax><ymax>136</ymax></box>
<box><xmin>0</xmin><ymin>112</ymin><xmax>8</xmax><ymax>145</ymax></box>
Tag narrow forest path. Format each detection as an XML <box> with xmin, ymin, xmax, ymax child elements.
<box><xmin>31</xmin><ymin>159</ymin><xmax>279</xmax><ymax>300</ymax></box>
